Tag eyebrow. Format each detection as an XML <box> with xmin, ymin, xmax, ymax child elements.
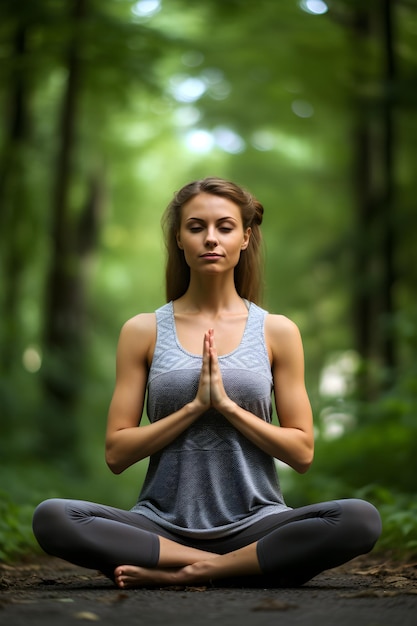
<box><xmin>185</xmin><ymin>216</ymin><xmax>238</xmax><ymax>223</ymax></box>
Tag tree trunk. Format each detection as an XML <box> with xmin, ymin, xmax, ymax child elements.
<box><xmin>379</xmin><ymin>0</ymin><xmax>396</xmax><ymax>374</ymax></box>
<box><xmin>350</xmin><ymin>0</ymin><xmax>397</xmax><ymax>398</ymax></box>
<box><xmin>351</xmin><ymin>8</ymin><xmax>378</xmax><ymax>398</ymax></box>
<box><xmin>0</xmin><ymin>22</ymin><xmax>30</xmax><ymax>370</ymax></box>
<box><xmin>40</xmin><ymin>0</ymin><xmax>88</xmax><ymax>460</ymax></box>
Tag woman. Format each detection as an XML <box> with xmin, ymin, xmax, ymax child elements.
<box><xmin>33</xmin><ymin>177</ymin><xmax>381</xmax><ymax>589</ymax></box>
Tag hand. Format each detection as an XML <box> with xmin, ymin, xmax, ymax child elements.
<box><xmin>207</xmin><ymin>329</ymin><xmax>231</xmax><ymax>411</ymax></box>
<box><xmin>193</xmin><ymin>331</ymin><xmax>212</xmax><ymax>412</ymax></box>
<box><xmin>193</xmin><ymin>329</ymin><xmax>233</xmax><ymax>414</ymax></box>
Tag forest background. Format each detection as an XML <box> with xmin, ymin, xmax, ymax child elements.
<box><xmin>1</xmin><ymin>0</ymin><xmax>416</xmax><ymax>562</ymax></box>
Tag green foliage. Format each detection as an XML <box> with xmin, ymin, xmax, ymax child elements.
<box><xmin>381</xmin><ymin>506</ymin><xmax>417</xmax><ymax>557</ymax></box>
<box><xmin>0</xmin><ymin>491</ymin><xmax>37</xmax><ymax>562</ymax></box>
<box><xmin>0</xmin><ymin>455</ymin><xmax>150</xmax><ymax>563</ymax></box>
<box><xmin>357</xmin><ymin>487</ymin><xmax>417</xmax><ymax>557</ymax></box>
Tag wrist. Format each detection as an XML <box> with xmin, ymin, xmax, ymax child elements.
<box><xmin>215</xmin><ymin>397</ymin><xmax>237</xmax><ymax>418</ymax></box>
<box><xmin>187</xmin><ymin>399</ymin><xmax>208</xmax><ymax>418</ymax></box>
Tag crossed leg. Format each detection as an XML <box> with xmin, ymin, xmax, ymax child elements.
<box><xmin>32</xmin><ymin>498</ymin><xmax>381</xmax><ymax>590</ymax></box>
<box><xmin>114</xmin><ymin>537</ymin><xmax>261</xmax><ymax>588</ymax></box>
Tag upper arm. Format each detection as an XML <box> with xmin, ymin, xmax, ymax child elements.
<box><xmin>266</xmin><ymin>314</ymin><xmax>313</xmax><ymax>438</ymax></box>
<box><xmin>106</xmin><ymin>313</ymin><xmax>156</xmax><ymax>439</ymax></box>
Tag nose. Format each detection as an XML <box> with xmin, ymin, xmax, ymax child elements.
<box><xmin>204</xmin><ymin>227</ymin><xmax>218</xmax><ymax>248</ymax></box>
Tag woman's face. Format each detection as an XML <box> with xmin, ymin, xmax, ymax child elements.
<box><xmin>176</xmin><ymin>193</ymin><xmax>251</xmax><ymax>275</ymax></box>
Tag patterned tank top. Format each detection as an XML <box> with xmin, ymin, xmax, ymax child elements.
<box><xmin>131</xmin><ymin>300</ymin><xmax>289</xmax><ymax>538</ymax></box>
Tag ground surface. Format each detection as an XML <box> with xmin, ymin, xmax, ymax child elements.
<box><xmin>1</xmin><ymin>554</ymin><xmax>417</xmax><ymax>626</ymax></box>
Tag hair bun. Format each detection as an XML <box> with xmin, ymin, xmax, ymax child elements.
<box><xmin>252</xmin><ymin>200</ymin><xmax>264</xmax><ymax>226</ymax></box>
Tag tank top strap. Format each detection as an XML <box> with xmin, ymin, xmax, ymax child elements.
<box><xmin>148</xmin><ymin>302</ymin><xmax>200</xmax><ymax>384</ymax></box>
<box><xmin>220</xmin><ymin>302</ymin><xmax>271</xmax><ymax>381</ymax></box>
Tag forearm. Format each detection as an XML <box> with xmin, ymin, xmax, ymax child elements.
<box><xmin>106</xmin><ymin>400</ymin><xmax>205</xmax><ymax>474</ymax></box>
<box><xmin>218</xmin><ymin>400</ymin><xmax>314</xmax><ymax>473</ymax></box>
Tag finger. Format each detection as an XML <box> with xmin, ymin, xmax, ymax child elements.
<box><xmin>209</xmin><ymin>330</ymin><xmax>218</xmax><ymax>362</ymax></box>
<box><xmin>202</xmin><ymin>331</ymin><xmax>210</xmax><ymax>358</ymax></box>
<box><xmin>196</xmin><ymin>333</ymin><xmax>212</xmax><ymax>408</ymax></box>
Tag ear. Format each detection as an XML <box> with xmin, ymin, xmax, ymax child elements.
<box><xmin>241</xmin><ymin>227</ymin><xmax>251</xmax><ymax>250</ymax></box>
<box><xmin>176</xmin><ymin>233</ymin><xmax>183</xmax><ymax>250</ymax></box>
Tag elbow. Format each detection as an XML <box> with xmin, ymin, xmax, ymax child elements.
<box><xmin>105</xmin><ymin>446</ymin><xmax>125</xmax><ymax>475</ymax></box>
<box><xmin>295</xmin><ymin>432</ymin><xmax>314</xmax><ymax>473</ymax></box>
<box><xmin>108</xmin><ymin>463</ymin><xmax>124</xmax><ymax>476</ymax></box>
<box><xmin>106</xmin><ymin>458</ymin><xmax>124</xmax><ymax>475</ymax></box>
<box><xmin>296</xmin><ymin>460</ymin><xmax>312</xmax><ymax>474</ymax></box>
<box><xmin>294</xmin><ymin>449</ymin><xmax>314</xmax><ymax>474</ymax></box>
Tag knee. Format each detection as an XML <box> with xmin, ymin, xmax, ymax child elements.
<box><xmin>32</xmin><ymin>498</ymin><xmax>67</xmax><ymax>552</ymax></box>
<box><xmin>340</xmin><ymin>498</ymin><xmax>382</xmax><ymax>552</ymax></box>
<box><xmin>355</xmin><ymin>499</ymin><xmax>382</xmax><ymax>545</ymax></box>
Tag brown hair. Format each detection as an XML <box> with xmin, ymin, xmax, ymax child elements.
<box><xmin>161</xmin><ymin>177</ymin><xmax>264</xmax><ymax>304</ymax></box>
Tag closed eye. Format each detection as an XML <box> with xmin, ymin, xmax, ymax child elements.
<box><xmin>185</xmin><ymin>218</ymin><xmax>238</xmax><ymax>233</ymax></box>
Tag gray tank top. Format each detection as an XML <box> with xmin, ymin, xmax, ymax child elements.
<box><xmin>131</xmin><ymin>301</ymin><xmax>289</xmax><ymax>538</ymax></box>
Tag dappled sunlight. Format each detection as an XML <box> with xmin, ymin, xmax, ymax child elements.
<box><xmin>318</xmin><ymin>351</ymin><xmax>360</xmax><ymax>440</ymax></box>
<box><xmin>131</xmin><ymin>0</ymin><xmax>161</xmax><ymax>19</ymax></box>
<box><xmin>184</xmin><ymin>126</ymin><xmax>245</xmax><ymax>154</ymax></box>
<box><xmin>174</xmin><ymin>105</ymin><xmax>201</xmax><ymax>127</ymax></box>
<box><xmin>251</xmin><ymin>130</ymin><xmax>275</xmax><ymax>151</ymax></box>
<box><xmin>185</xmin><ymin>129</ymin><xmax>214</xmax><ymax>153</ymax></box>
<box><xmin>319</xmin><ymin>408</ymin><xmax>356</xmax><ymax>441</ymax></box>
<box><xmin>213</xmin><ymin>126</ymin><xmax>245</xmax><ymax>153</ymax></box>
<box><xmin>299</xmin><ymin>0</ymin><xmax>329</xmax><ymax>16</ymax></box>
<box><xmin>169</xmin><ymin>69</ymin><xmax>230</xmax><ymax>104</ymax></box>
<box><xmin>169</xmin><ymin>75</ymin><xmax>207</xmax><ymax>103</ymax></box>
<box><xmin>291</xmin><ymin>99</ymin><xmax>315</xmax><ymax>118</ymax></box>
<box><xmin>22</xmin><ymin>345</ymin><xmax>42</xmax><ymax>374</ymax></box>
<box><xmin>319</xmin><ymin>351</ymin><xmax>360</xmax><ymax>398</ymax></box>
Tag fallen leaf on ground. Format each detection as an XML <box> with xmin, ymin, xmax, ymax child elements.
<box><xmin>351</xmin><ymin>560</ymin><xmax>417</xmax><ymax>578</ymax></box>
<box><xmin>73</xmin><ymin>611</ymin><xmax>100</xmax><ymax>621</ymax></box>
<box><xmin>384</xmin><ymin>576</ymin><xmax>412</xmax><ymax>587</ymax></box>
<box><xmin>91</xmin><ymin>592</ymin><xmax>129</xmax><ymax>606</ymax></box>
<box><xmin>252</xmin><ymin>598</ymin><xmax>296</xmax><ymax>611</ymax></box>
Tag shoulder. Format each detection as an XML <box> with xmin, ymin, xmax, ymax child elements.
<box><xmin>265</xmin><ymin>313</ymin><xmax>301</xmax><ymax>338</ymax></box>
<box><xmin>264</xmin><ymin>314</ymin><xmax>304</xmax><ymax>363</ymax></box>
<box><xmin>117</xmin><ymin>312</ymin><xmax>157</xmax><ymax>365</ymax></box>
<box><xmin>121</xmin><ymin>312</ymin><xmax>156</xmax><ymax>337</ymax></box>
<box><xmin>249</xmin><ymin>302</ymin><xmax>296</xmax><ymax>335</ymax></box>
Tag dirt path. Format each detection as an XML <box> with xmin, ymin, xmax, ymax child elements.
<box><xmin>1</xmin><ymin>554</ymin><xmax>416</xmax><ymax>626</ymax></box>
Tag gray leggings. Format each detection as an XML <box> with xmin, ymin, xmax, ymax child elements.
<box><xmin>32</xmin><ymin>498</ymin><xmax>381</xmax><ymax>586</ymax></box>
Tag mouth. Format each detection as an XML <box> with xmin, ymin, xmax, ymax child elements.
<box><xmin>200</xmin><ymin>253</ymin><xmax>223</xmax><ymax>258</ymax></box>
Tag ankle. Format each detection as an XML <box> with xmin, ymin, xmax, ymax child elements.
<box><xmin>184</xmin><ymin>560</ymin><xmax>213</xmax><ymax>583</ymax></box>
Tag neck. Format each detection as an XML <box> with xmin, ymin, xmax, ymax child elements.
<box><xmin>177</xmin><ymin>273</ymin><xmax>245</xmax><ymax>315</ymax></box>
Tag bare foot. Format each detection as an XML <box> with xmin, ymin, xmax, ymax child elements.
<box><xmin>114</xmin><ymin>545</ymin><xmax>261</xmax><ymax>589</ymax></box>
<box><xmin>114</xmin><ymin>560</ymin><xmax>216</xmax><ymax>589</ymax></box>
<box><xmin>114</xmin><ymin>565</ymin><xmax>186</xmax><ymax>589</ymax></box>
